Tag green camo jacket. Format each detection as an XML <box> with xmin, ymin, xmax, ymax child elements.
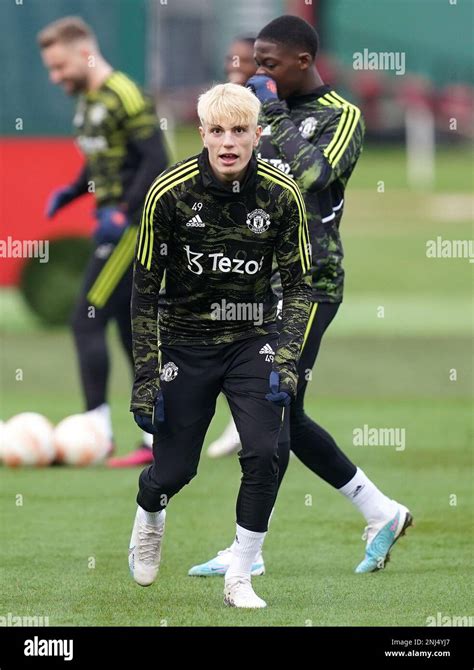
<box><xmin>259</xmin><ymin>85</ymin><xmax>365</xmax><ymax>303</ymax></box>
<box><xmin>130</xmin><ymin>149</ymin><xmax>312</xmax><ymax>414</ymax></box>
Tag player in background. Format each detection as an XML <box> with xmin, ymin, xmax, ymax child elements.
<box><xmin>127</xmin><ymin>83</ymin><xmax>312</xmax><ymax>608</ymax></box>
<box><xmin>190</xmin><ymin>16</ymin><xmax>413</xmax><ymax>576</ymax></box>
<box><xmin>38</xmin><ymin>17</ymin><xmax>168</xmax><ymax>460</ymax></box>
<box><xmin>224</xmin><ymin>36</ymin><xmax>257</xmax><ymax>86</ymax></box>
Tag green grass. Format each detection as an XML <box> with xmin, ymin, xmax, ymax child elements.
<box><xmin>0</xmin><ymin>392</ymin><xmax>472</xmax><ymax>626</ymax></box>
<box><xmin>350</xmin><ymin>145</ymin><xmax>474</xmax><ymax>193</ymax></box>
<box><xmin>0</xmin><ymin>144</ymin><xmax>472</xmax><ymax>626</ymax></box>
<box><xmin>0</xmin><ymin>327</ymin><xmax>472</xmax><ymax>626</ymax></box>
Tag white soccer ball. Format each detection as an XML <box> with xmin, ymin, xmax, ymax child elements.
<box><xmin>53</xmin><ymin>413</ymin><xmax>109</xmax><ymax>466</ymax></box>
<box><xmin>2</xmin><ymin>413</ymin><xmax>55</xmax><ymax>467</ymax></box>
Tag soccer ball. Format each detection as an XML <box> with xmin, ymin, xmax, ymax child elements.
<box><xmin>2</xmin><ymin>412</ymin><xmax>55</xmax><ymax>467</ymax></box>
<box><xmin>53</xmin><ymin>413</ymin><xmax>109</xmax><ymax>466</ymax></box>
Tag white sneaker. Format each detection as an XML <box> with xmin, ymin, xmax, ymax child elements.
<box><xmin>224</xmin><ymin>577</ymin><xmax>267</xmax><ymax>608</ymax></box>
<box><xmin>207</xmin><ymin>419</ymin><xmax>241</xmax><ymax>458</ymax></box>
<box><xmin>188</xmin><ymin>546</ymin><xmax>265</xmax><ymax>576</ymax></box>
<box><xmin>128</xmin><ymin>508</ymin><xmax>166</xmax><ymax>586</ymax></box>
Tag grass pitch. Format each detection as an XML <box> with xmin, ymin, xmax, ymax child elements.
<box><xmin>0</xmin><ymin>144</ymin><xmax>472</xmax><ymax>626</ymax></box>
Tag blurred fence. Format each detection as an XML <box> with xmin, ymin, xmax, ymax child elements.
<box><xmin>0</xmin><ymin>0</ymin><xmax>472</xmax><ymax>135</ymax></box>
<box><xmin>0</xmin><ymin>0</ymin><xmax>472</xmax><ymax>289</ymax></box>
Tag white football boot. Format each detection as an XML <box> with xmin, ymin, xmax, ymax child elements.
<box><xmin>224</xmin><ymin>577</ymin><xmax>267</xmax><ymax>608</ymax></box>
<box><xmin>128</xmin><ymin>508</ymin><xmax>166</xmax><ymax>586</ymax></box>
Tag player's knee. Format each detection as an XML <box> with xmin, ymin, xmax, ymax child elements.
<box><xmin>240</xmin><ymin>444</ymin><xmax>278</xmax><ymax>478</ymax></box>
<box><xmin>71</xmin><ymin>302</ymin><xmax>103</xmax><ymax>338</ymax></box>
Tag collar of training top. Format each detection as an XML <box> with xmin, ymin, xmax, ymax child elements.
<box><xmin>285</xmin><ymin>84</ymin><xmax>333</xmax><ymax>109</ymax></box>
<box><xmin>198</xmin><ymin>148</ymin><xmax>257</xmax><ymax>198</ymax></box>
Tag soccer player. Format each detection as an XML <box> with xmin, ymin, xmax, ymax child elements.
<box><xmin>224</xmin><ymin>36</ymin><xmax>257</xmax><ymax>86</ymax></box>
<box><xmin>127</xmin><ymin>82</ymin><xmax>312</xmax><ymax>608</ymax></box>
<box><xmin>189</xmin><ymin>16</ymin><xmax>413</xmax><ymax>576</ymax></box>
<box><xmin>114</xmin><ymin>35</ymin><xmax>261</xmax><ymax>469</ymax></box>
<box><xmin>38</xmin><ymin>17</ymin><xmax>168</xmax><ymax>460</ymax></box>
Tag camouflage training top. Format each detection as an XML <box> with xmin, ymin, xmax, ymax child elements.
<box><xmin>258</xmin><ymin>85</ymin><xmax>365</xmax><ymax>303</ymax></box>
<box><xmin>130</xmin><ymin>149</ymin><xmax>312</xmax><ymax>413</ymax></box>
<box><xmin>73</xmin><ymin>70</ymin><xmax>166</xmax><ymax>215</ymax></box>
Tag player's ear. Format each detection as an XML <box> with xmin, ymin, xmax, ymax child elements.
<box><xmin>77</xmin><ymin>42</ymin><xmax>92</xmax><ymax>64</ymax></box>
<box><xmin>254</xmin><ymin>125</ymin><xmax>262</xmax><ymax>146</ymax></box>
<box><xmin>298</xmin><ymin>52</ymin><xmax>312</xmax><ymax>71</ymax></box>
<box><xmin>198</xmin><ymin>125</ymin><xmax>207</xmax><ymax>147</ymax></box>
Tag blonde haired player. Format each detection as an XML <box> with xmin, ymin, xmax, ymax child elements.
<box><xmin>127</xmin><ymin>83</ymin><xmax>312</xmax><ymax>608</ymax></box>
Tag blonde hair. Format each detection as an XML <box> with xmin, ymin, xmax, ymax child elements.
<box><xmin>37</xmin><ymin>16</ymin><xmax>96</xmax><ymax>49</ymax></box>
<box><xmin>197</xmin><ymin>83</ymin><xmax>260</xmax><ymax>128</ymax></box>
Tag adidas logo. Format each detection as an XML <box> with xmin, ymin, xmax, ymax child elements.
<box><xmin>186</xmin><ymin>215</ymin><xmax>205</xmax><ymax>227</ymax></box>
<box><xmin>259</xmin><ymin>343</ymin><xmax>275</xmax><ymax>362</ymax></box>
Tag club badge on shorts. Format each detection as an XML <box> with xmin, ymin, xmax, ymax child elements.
<box><xmin>160</xmin><ymin>362</ymin><xmax>179</xmax><ymax>382</ymax></box>
<box><xmin>246</xmin><ymin>209</ymin><xmax>271</xmax><ymax>234</ymax></box>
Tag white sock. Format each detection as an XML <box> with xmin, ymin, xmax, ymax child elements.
<box><xmin>339</xmin><ymin>468</ymin><xmax>397</xmax><ymax>524</ymax></box>
<box><xmin>226</xmin><ymin>524</ymin><xmax>266</xmax><ymax>581</ymax></box>
<box><xmin>88</xmin><ymin>403</ymin><xmax>113</xmax><ymax>441</ymax></box>
<box><xmin>142</xmin><ymin>432</ymin><xmax>153</xmax><ymax>448</ymax></box>
<box><xmin>137</xmin><ymin>505</ymin><xmax>165</xmax><ymax>526</ymax></box>
<box><xmin>230</xmin><ymin>508</ymin><xmax>273</xmax><ymax>556</ymax></box>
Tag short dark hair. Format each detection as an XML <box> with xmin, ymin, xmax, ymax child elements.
<box><xmin>37</xmin><ymin>16</ymin><xmax>96</xmax><ymax>49</ymax></box>
<box><xmin>234</xmin><ymin>36</ymin><xmax>256</xmax><ymax>46</ymax></box>
<box><xmin>257</xmin><ymin>15</ymin><xmax>319</xmax><ymax>58</ymax></box>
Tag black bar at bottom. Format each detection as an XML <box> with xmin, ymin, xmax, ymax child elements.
<box><xmin>0</xmin><ymin>626</ymin><xmax>471</xmax><ymax>668</ymax></box>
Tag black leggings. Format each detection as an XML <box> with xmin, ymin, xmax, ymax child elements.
<box><xmin>137</xmin><ymin>334</ymin><xmax>283</xmax><ymax>532</ymax></box>
<box><xmin>71</xmin><ymin>246</ymin><xmax>134</xmax><ymax>411</ymax></box>
<box><xmin>277</xmin><ymin>302</ymin><xmax>356</xmax><ymax>490</ymax></box>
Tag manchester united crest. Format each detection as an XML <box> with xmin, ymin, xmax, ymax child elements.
<box><xmin>299</xmin><ymin>116</ymin><xmax>318</xmax><ymax>139</ymax></box>
<box><xmin>160</xmin><ymin>362</ymin><xmax>179</xmax><ymax>382</ymax></box>
<box><xmin>246</xmin><ymin>209</ymin><xmax>271</xmax><ymax>234</ymax></box>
